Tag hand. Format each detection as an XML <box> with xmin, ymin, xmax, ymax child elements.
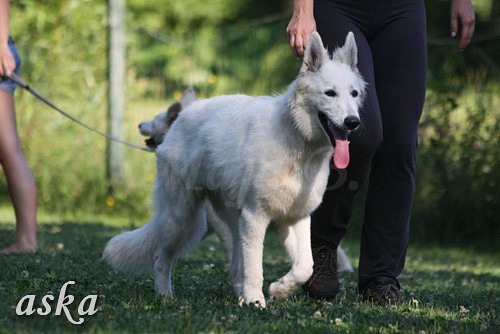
<box><xmin>450</xmin><ymin>0</ymin><xmax>475</xmax><ymax>52</ymax></box>
<box><xmin>0</xmin><ymin>43</ymin><xmax>16</xmax><ymax>77</ymax></box>
<box><xmin>286</xmin><ymin>1</ymin><xmax>316</xmax><ymax>58</ymax></box>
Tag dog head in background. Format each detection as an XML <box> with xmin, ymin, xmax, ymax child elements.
<box><xmin>138</xmin><ymin>87</ymin><xmax>197</xmax><ymax>149</ymax></box>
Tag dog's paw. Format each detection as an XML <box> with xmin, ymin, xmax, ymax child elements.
<box><xmin>269</xmin><ymin>280</ymin><xmax>293</xmax><ymax>300</ymax></box>
<box><xmin>238</xmin><ymin>295</ymin><xmax>266</xmax><ymax>309</ymax></box>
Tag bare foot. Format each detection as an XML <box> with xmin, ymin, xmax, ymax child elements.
<box><xmin>0</xmin><ymin>241</ymin><xmax>37</xmax><ymax>254</ymax></box>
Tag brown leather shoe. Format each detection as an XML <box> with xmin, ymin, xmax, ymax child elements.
<box><xmin>361</xmin><ymin>277</ymin><xmax>402</xmax><ymax>306</ymax></box>
<box><xmin>302</xmin><ymin>244</ymin><xmax>339</xmax><ymax>300</ymax></box>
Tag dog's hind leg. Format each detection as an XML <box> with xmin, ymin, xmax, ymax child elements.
<box><xmin>153</xmin><ymin>203</ymin><xmax>208</xmax><ymax>297</ymax></box>
<box><xmin>208</xmin><ymin>198</ymin><xmax>241</xmax><ymax>297</ymax></box>
<box><xmin>206</xmin><ymin>203</ymin><xmax>234</xmax><ymax>264</ymax></box>
<box><xmin>269</xmin><ymin>216</ymin><xmax>314</xmax><ymax>300</ymax></box>
<box><xmin>153</xmin><ymin>249</ymin><xmax>174</xmax><ymax>296</ymax></box>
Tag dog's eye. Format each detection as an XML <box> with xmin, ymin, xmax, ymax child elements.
<box><xmin>324</xmin><ymin>90</ymin><xmax>337</xmax><ymax>97</ymax></box>
<box><xmin>351</xmin><ymin>90</ymin><xmax>359</xmax><ymax>98</ymax></box>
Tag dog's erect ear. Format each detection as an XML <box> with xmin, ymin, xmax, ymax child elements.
<box><xmin>179</xmin><ymin>87</ymin><xmax>197</xmax><ymax>109</ymax></box>
<box><xmin>302</xmin><ymin>31</ymin><xmax>328</xmax><ymax>73</ymax></box>
<box><xmin>166</xmin><ymin>102</ymin><xmax>182</xmax><ymax>127</ymax></box>
<box><xmin>332</xmin><ymin>31</ymin><xmax>358</xmax><ymax>70</ymax></box>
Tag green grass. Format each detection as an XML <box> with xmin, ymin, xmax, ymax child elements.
<box><xmin>0</xmin><ymin>210</ymin><xmax>498</xmax><ymax>333</ymax></box>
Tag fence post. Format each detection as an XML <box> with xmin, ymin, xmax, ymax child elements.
<box><xmin>107</xmin><ymin>0</ymin><xmax>125</xmax><ymax>186</ymax></box>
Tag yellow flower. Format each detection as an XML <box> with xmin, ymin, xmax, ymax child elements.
<box><xmin>105</xmin><ymin>196</ymin><xmax>116</xmax><ymax>207</ymax></box>
<box><xmin>173</xmin><ymin>90</ymin><xmax>183</xmax><ymax>100</ymax></box>
<box><xmin>208</xmin><ymin>74</ymin><xmax>217</xmax><ymax>84</ymax></box>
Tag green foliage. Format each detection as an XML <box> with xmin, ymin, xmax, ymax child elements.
<box><xmin>0</xmin><ymin>217</ymin><xmax>498</xmax><ymax>333</ymax></box>
<box><xmin>5</xmin><ymin>1</ymin><xmax>156</xmax><ymax>217</ymax></box>
<box><xmin>413</xmin><ymin>1</ymin><xmax>500</xmax><ymax>244</ymax></box>
<box><xmin>6</xmin><ymin>0</ymin><xmax>112</xmax><ymax>214</ymax></box>
<box><xmin>128</xmin><ymin>12</ymin><xmax>296</xmax><ymax>97</ymax></box>
<box><xmin>415</xmin><ymin>76</ymin><xmax>499</xmax><ymax>245</ymax></box>
<box><xmin>126</xmin><ymin>0</ymin><xmax>289</xmax><ymax>30</ymax></box>
<box><xmin>1</xmin><ymin>0</ymin><xmax>498</xmax><ymax>244</ymax></box>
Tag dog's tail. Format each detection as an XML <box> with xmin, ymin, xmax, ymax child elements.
<box><xmin>103</xmin><ymin>218</ymin><xmax>159</xmax><ymax>274</ymax></box>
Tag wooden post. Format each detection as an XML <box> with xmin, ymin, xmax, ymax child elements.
<box><xmin>107</xmin><ymin>0</ymin><xmax>125</xmax><ymax>186</ymax></box>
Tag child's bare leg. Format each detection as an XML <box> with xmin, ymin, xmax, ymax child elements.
<box><xmin>0</xmin><ymin>90</ymin><xmax>37</xmax><ymax>254</ymax></box>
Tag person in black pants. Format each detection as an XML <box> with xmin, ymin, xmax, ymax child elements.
<box><xmin>287</xmin><ymin>0</ymin><xmax>475</xmax><ymax>305</ymax></box>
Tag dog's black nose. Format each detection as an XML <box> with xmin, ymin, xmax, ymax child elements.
<box><xmin>344</xmin><ymin>116</ymin><xmax>360</xmax><ymax>130</ymax></box>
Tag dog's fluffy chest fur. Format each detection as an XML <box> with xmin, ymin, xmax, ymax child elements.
<box><xmin>256</xmin><ymin>143</ymin><xmax>332</xmax><ymax>221</ymax></box>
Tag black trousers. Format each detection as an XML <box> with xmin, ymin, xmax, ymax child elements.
<box><xmin>312</xmin><ymin>0</ymin><xmax>427</xmax><ymax>291</ymax></box>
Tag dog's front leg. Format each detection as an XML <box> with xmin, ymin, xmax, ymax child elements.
<box><xmin>238</xmin><ymin>209</ymin><xmax>269</xmax><ymax>308</ymax></box>
<box><xmin>269</xmin><ymin>216</ymin><xmax>313</xmax><ymax>300</ymax></box>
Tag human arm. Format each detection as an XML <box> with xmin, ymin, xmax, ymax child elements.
<box><xmin>286</xmin><ymin>0</ymin><xmax>316</xmax><ymax>58</ymax></box>
<box><xmin>450</xmin><ymin>0</ymin><xmax>475</xmax><ymax>52</ymax></box>
<box><xmin>0</xmin><ymin>0</ymin><xmax>16</xmax><ymax>77</ymax></box>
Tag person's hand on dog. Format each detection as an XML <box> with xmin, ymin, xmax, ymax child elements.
<box><xmin>450</xmin><ymin>0</ymin><xmax>475</xmax><ymax>52</ymax></box>
<box><xmin>287</xmin><ymin>0</ymin><xmax>316</xmax><ymax>58</ymax></box>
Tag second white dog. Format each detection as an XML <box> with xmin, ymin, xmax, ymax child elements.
<box><xmin>104</xmin><ymin>32</ymin><xmax>365</xmax><ymax>307</ymax></box>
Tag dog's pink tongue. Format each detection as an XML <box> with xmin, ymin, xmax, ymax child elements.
<box><xmin>328</xmin><ymin>120</ymin><xmax>350</xmax><ymax>169</ymax></box>
<box><xmin>334</xmin><ymin>139</ymin><xmax>349</xmax><ymax>169</ymax></box>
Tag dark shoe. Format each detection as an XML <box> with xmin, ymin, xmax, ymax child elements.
<box><xmin>302</xmin><ymin>244</ymin><xmax>339</xmax><ymax>300</ymax></box>
<box><xmin>361</xmin><ymin>277</ymin><xmax>402</xmax><ymax>306</ymax></box>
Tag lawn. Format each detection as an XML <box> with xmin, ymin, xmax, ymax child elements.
<box><xmin>0</xmin><ymin>212</ymin><xmax>498</xmax><ymax>333</ymax></box>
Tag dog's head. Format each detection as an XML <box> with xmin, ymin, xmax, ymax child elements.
<box><xmin>139</xmin><ymin>87</ymin><xmax>197</xmax><ymax>149</ymax></box>
<box><xmin>297</xmin><ymin>31</ymin><xmax>366</xmax><ymax>169</ymax></box>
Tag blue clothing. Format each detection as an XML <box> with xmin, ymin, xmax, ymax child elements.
<box><xmin>0</xmin><ymin>37</ymin><xmax>21</xmax><ymax>94</ymax></box>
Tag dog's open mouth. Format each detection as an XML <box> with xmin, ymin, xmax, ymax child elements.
<box><xmin>327</xmin><ymin>120</ymin><xmax>350</xmax><ymax>170</ymax></box>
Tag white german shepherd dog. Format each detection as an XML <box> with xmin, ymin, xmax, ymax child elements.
<box><xmin>138</xmin><ymin>87</ymin><xmax>354</xmax><ymax>272</ymax></box>
<box><xmin>104</xmin><ymin>32</ymin><xmax>365</xmax><ymax>307</ymax></box>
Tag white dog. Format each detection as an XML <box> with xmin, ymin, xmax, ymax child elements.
<box><xmin>137</xmin><ymin>88</ymin><xmax>354</xmax><ymax>272</ymax></box>
<box><xmin>138</xmin><ymin>87</ymin><xmax>197</xmax><ymax>149</ymax></box>
<box><xmin>104</xmin><ymin>32</ymin><xmax>365</xmax><ymax>307</ymax></box>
